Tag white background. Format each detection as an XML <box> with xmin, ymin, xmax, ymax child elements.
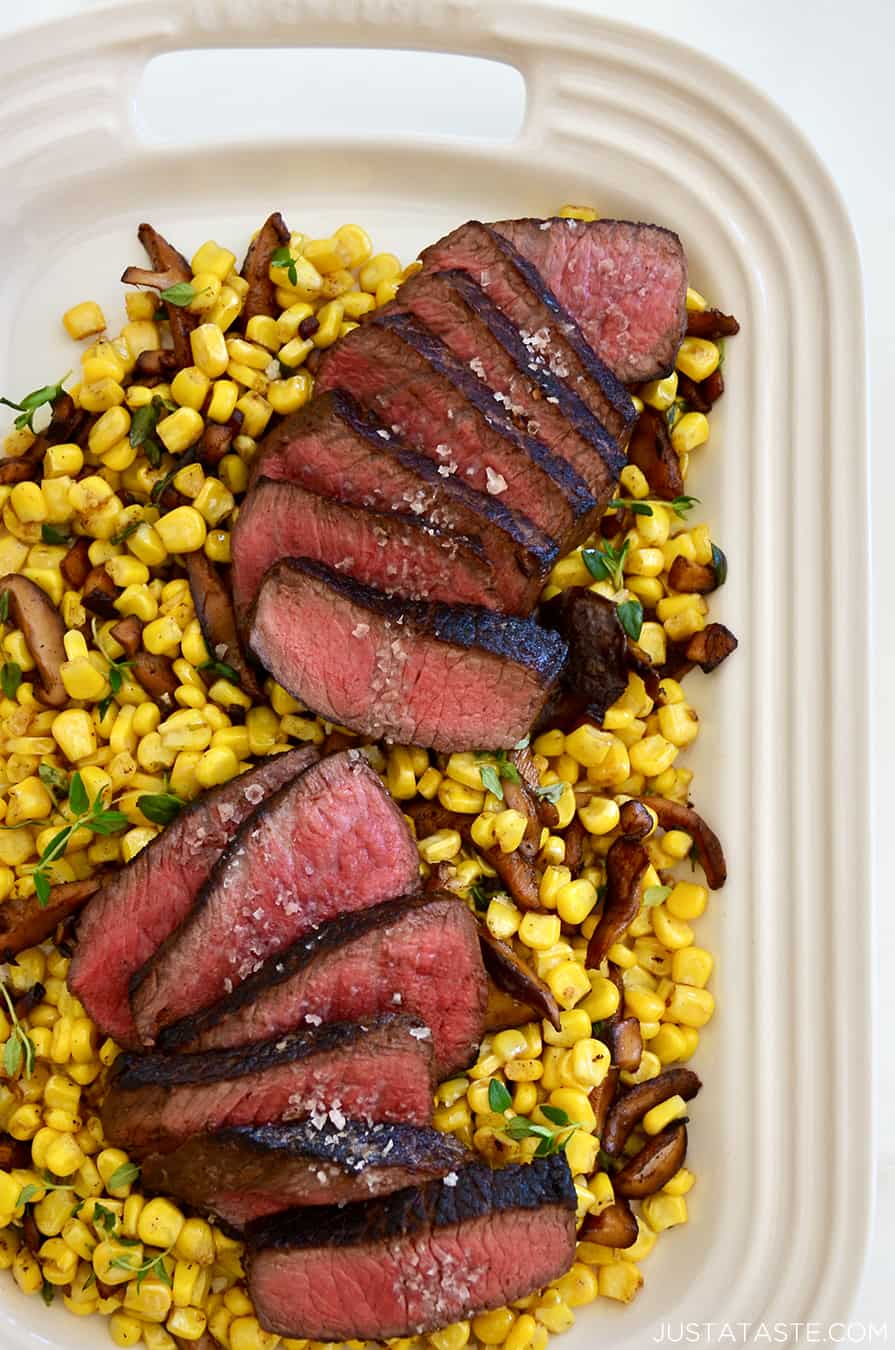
<box><xmin>5</xmin><ymin>0</ymin><xmax>892</xmax><ymax>1331</ymax></box>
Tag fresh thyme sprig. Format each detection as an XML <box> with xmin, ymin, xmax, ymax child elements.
<box><xmin>31</xmin><ymin>772</ymin><xmax>128</xmax><ymax>907</ymax></box>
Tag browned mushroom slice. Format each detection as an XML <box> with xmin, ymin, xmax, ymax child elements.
<box><xmin>134</xmin><ymin>349</ymin><xmax>180</xmax><ymax>383</ymax></box>
<box><xmin>674</xmin><ymin>371</ymin><xmax>711</xmax><ymax>415</ymax></box>
<box><xmin>423</xmin><ymin>862</ymin><xmax>453</xmax><ymax>894</ymax></box>
<box><xmin>109</xmin><ymin>615</ymin><xmax>142</xmax><ymax>658</ymax></box>
<box><xmin>667</xmin><ymin>556</ymin><xmax>718</xmax><ymax>594</ymax></box>
<box><xmin>0</xmin><ymin>455</ymin><xmax>41</xmax><ymax>486</ymax></box>
<box><xmin>198</xmin><ymin>411</ymin><xmax>243</xmax><ymax>468</ymax></box>
<box><xmin>589</xmin><ymin>1066</ymin><xmax>619</xmax><ymax>1135</ymax></box>
<box><xmin>0</xmin><ymin>877</ymin><xmax>102</xmax><ymax>960</ymax></box>
<box><xmin>626</xmin><ymin>406</ymin><xmax>684</xmax><ymax>500</ymax></box>
<box><xmin>184</xmin><ymin>552</ymin><xmax>262</xmax><ymax>699</ymax></box>
<box><xmin>540</xmin><ymin>589</ymin><xmax>629</xmax><ymax>722</ymax></box>
<box><xmin>618</xmin><ymin>799</ymin><xmax>653</xmax><ymax>843</ymax></box>
<box><xmin>124</xmin><ymin>224</ymin><xmax>198</xmax><ymax>371</ymax></box>
<box><xmin>131</xmin><ymin>651</ymin><xmax>179</xmax><ymax>706</ymax></box>
<box><xmin>500</xmin><ymin>778</ymin><xmax>542</xmax><ymax>860</ymax></box>
<box><xmin>0</xmin><ymin>575</ymin><xmax>67</xmax><ymax>708</ymax></box>
<box><xmin>60</xmin><ymin>536</ymin><xmax>91</xmax><ymax>591</ymax></box>
<box><xmin>562</xmin><ymin>816</ymin><xmax>586</xmax><ymax>877</ymax></box>
<box><xmin>510</xmin><ymin>747</ymin><xmax>560</xmax><ymax>829</ymax></box>
<box><xmin>0</xmin><ymin>1138</ymin><xmax>31</xmax><ymax>1172</ymax></box>
<box><xmin>586</xmin><ymin>838</ymin><xmax>649</xmax><ymax>969</ymax></box>
<box><xmin>639</xmin><ymin>795</ymin><xmax>727</xmax><ymax>889</ymax></box>
<box><xmin>479</xmin><ymin>928</ymin><xmax>562</xmax><ymax>1031</ymax></box>
<box><xmin>685</xmin><ymin>308</ymin><xmax>740</xmax><ymax>339</ymax></box>
<box><xmin>481</xmin><ymin>846</ymin><xmax>543</xmax><ymax>912</ymax></box>
<box><xmin>241</xmin><ymin>212</ymin><xmax>290</xmax><ymax>326</ymax></box>
<box><xmin>1</xmin><ymin>392</ymin><xmax>92</xmax><ymax>484</ymax></box>
<box><xmin>683</xmin><ymin>622</ymin><xmax>738</xmax><ymax>674</ymax></box>
<box><xmin>483</xmin><ymin>981</ymin><xmax>539</xmax><ymax>1032</ymax></box>
<box><xmin>580</xmin><ymin>1197</ymin><xmax>638</xmax><ymax>1247</ymax></box>
<box><xmin>82</xmin><ymin>564</ymin><xmax>119</xmax><ymax>619</ymax></box>
<box><xmin>613</xmin><ymin>1122</ymin><xmax>688</xmax><ymax>1198</ymax></box>
<box><xmin>609</xmin><ymin>1017</ymin><xmax>643</xmax><ymax>1072</ymax></box>
<box><xmin>601</xmin><ymin>1067</ymin><xmax>701</xmax><ymax>1156</ymax></box>
<box><xmin>701</xmin><ymin>368</ymin><xmax>725</xmax><ymax>404</ymax></box>
<box><xmin>405</xmin><ymin>799</ymin><xmax>457</xmax><ymax>839</ymax></box>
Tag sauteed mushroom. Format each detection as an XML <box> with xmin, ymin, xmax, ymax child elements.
<box><xmin>122</xmin><ymin>224</ymin><xmax>198</xmax><ymax>370</ymax></box>
<box><xmin>241</xmin><ymin>211</ymin><xmax>290</xmax><ymax>326</ymax></box>
<box><xmin>585</xmin><ymin>837</ymin><xmax>649</xmax><ymax>968</ymax></box>
<box><xmin>131</xmin><ymin>651</ymin><xmax>179</xmax><ymax>706</ymax></box>
<box><xmin>478</xmin><ymin>928</ymin><xmax>562</xmax><ymax>1031</ymax></box>
<box><xmin>626</xmin><ymin>405</ymin><xmax>684</xmax><ymax>499</ymax></box>
<box><xmin>614</xmin><ymin>1122</ymin><xmax>689</xmax><ymax>1198</ymax></box>
<box><xmin>581</xmin><ymin>1197</ymin><xmax>639</xmax><ymax>1247</ymax></box>
<box><xmin>185</xmin><ymin>551</ymin><xmax>262</xmax><ymax>699</ymax></box>
<box><xmin>0</xmin><ymin>877</ymin><xmax>103</xmax><ymax>960</ymax></box>
<box><xmin>602</xmin><ymin>1067</ymin><xmax>701</xmax><ymax>1156</ymax></box>
<box><xmin>640</xmin><ymin>795</ymin><xmax>727</xmax><ymax>889</ymax></box>
<box><xmin>685</xmin><ymin>307</ymin><xmax>740</xmax><ymax>339</ymax></box>
<box><xmin>0</xmin><ymin>575</ymin><xmax>67</xmax><ymax>707</ymax></box>
<box><xmin>618</xmin><ymin>798</ymin><xmax>654</xmax><ymax>842</ymax></box>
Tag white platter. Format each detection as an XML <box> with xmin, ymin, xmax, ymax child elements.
<box><xmin>0</xmin><ymin>1</ymin><xmax>872</xmax><ymax>1346</ymax></box>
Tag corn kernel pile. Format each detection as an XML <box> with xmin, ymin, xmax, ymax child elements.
<box><xmin>0</xmin><ymin>201</ymin><xmax>726</xmax><ymax>1347</ymax></box>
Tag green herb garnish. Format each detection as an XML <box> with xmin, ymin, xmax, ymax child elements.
<box><xmin>582</xmin><ymin>539</ymin><xmax>629</xmax><ymax>591</ymax></box>
<box><xmin>711</xmin><ymin>542</ymin><xmax>728</xmax><ymax>587</ymax></box>
<box><xmin>643</xmin><ymin>884</ymin><xmax>673</xmax><ymax>908</ymax></box>
<box><xmin>504</xmin><ymin>1106</ymin><xmax>586</xmax><ymax>1158</ymax></box>
<box><xmin>198</xmin><ymin>658</ymin><xmax>240</xmax><ymax>685</ymax></box>
<box><xmin>474</xmin><ymin>750</ymin><xmax>522</xmax><ymax>802</ymax></box>
<box><xmin>616</xmin><ymin>598</ymin><xmax>644</xmax><ymax>642</ymax></box>
<box><xmin>130</xmin><ymin>394</ymin><xmax>175</xmax><ymax>470</ymax></box>
<box><xmin>37</xmin><ymin>764</ymin><xmax>67</xmax><ymax>803</ymax></box>
<box><xmin>0</xmin><ymin>592</ymin><xmax>8</xmax><ymax>624</ymax></box>
<box><xmin>488</xmin><ymin>1079</ymin><xmax>513</xmax><ymax>1114</ymax></box>
<box><xmin>136</xmin><ymin>793</ymin><xmax>185</xmax><ymax>828</ymax></box>
<box><xmin>271</xmin><ymin>246</ymin><xmax>299</xmax><ymax>287</ymax></box>
<box><xmin>1</xmin><ymin>662</ymin><xmax>21</xmax><ymax>699</ymax></box>
<box><xmin>532</xmin><ymin>781</ymin><xmax>565</xmax><ymax>806</ymax></box>
<box><xmin>110</xmin><ymin>520</ymin><xmax>142</xmax><ymax>546</ymax></box>
<box><xmin>107</xmin><ymin>1161</ymin><xmax>141</xmax><ymax>1192</ymax></box>
<box><xmin>158</xmin><ymin>282</ymin><xmax>198</xmax><ymax>308</ymax></box>
<box><xmin>608</xmin><ymin>494</ymin><xmax>700</xmax><ymax>520</ymax></box>
<box><xmin>31</xmin><ymin>771</ymin><xmax>129</xmax><ymax>907</ymax></box>
<box><xmin>40</xmin><ymin>524</ymin><xmax>73</xmax><ymax>546</ymax></box>
<box><xmin>0</xmin><ymin>985</ymin><xmax>36</xmax><ymax>1081</ymax></box>
<box><xmin>110</xmin><ymin>1244</ymin><xmax>173</xmax><ymax>1292</ymax></box>
<box><xmin>0</xmin><ymin>375</ymin><xmax>69</xmax><ymax>432</ymax></box>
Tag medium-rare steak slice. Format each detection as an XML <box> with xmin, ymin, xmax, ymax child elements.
<box><xmin>392</xmin><ymin>269</ymin><xmax>625</xmax><ymax>505</ymax></box>
<box><xmin>141</xmin><ymin>1121</ymin><xmax>469</xmax><ymax>1226</ymax></box>
<box><xmin>249</xmin><ymin>559</ymin><xmax>568</xmax><ymax>752</ymax></box>
<box><xmin>68</xmin><ymin>746</ymin><xmax>318</xmax><ymax>1048</ymax></box>
<box><xmin>231</xmin><ymin>477</ymin><xmax>502</xmax><ymax>621</ymax></box>
<box><xmin>418</xmin><ymin>220</ymin><xmax>634</xmax><ymax>442</ymax></box>
<box><xmin>257</xmin><ymin>391</ymin><xmax>556</xmax><ymax>615</ymax></box>
<box><xmin>492</xmin><ymin>218</ymin><xmax>688</xmax><ymax>383</ymax></box>
<box><xmin>130</xmin><ymin>749</ymin><xmax>419</xmax><ymax>1042</ymax></box>
<box><xmin>102</xmin><ymin>1014</ymin><xmax>434</xmax><ymax>1157</ymax></box>
<box><xmin>247</xmin><ymin>1155</ymin><xmax>577</xmax><ymax>1339</ymax></box>
<box><xmin>316</xmin><ymin>312</ymin><xmax>597</xmax><ymax>548</ymax></box>
<box><xmin>158</xmin><ymin>893</ymin><xmax>487</xmax><ymax>1078</ymax></box>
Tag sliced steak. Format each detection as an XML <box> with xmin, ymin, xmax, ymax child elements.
<box><xmin>130</xmin><ymin>750</ymin><xmax>419</xmax><ymax>1043</ymax></box>
<box><xmin>391</xmin><ymin>269</ymin><xmax>624</xmax><ymax>504</ymax></box>
<box><xmin>257</xmin><ymin>391</ymin><xmax>556</xmax><ymax>615</ymax></box>
<box><xmin>419</xmin><ymin>220</ymin><xmax>634</xmax><ymax>441</ymax></box>
<box><xmin>247</xmin><ymin>1155</ymin><xmax>577</xmax><ymax>1340</ymax></box>
<box><xmin>231</xmin><ymin>477</ymin><xmax>501</xmax><ymax>620</ymax></box>
<box><xmin>492</xmin><ymin>218</ymin><xmax>688</xmax><ymax>383</ymax></box>
<box><xmin>159</xmin><ymin>894</ymin><xmax>487</xmax><ymax>1079</ymax></box>
<box><xmin>141</xmin><ymin>1121</ymin><xmax>469</xmax><ymax>1226</ymax></box>
<box><xmin>249</xmin><ymin>559</ymin><xmax>568</xmax><ymax>751</ymax></box>
<box><xmin>316</xmin><ymin>312</ymin><xmax>597</xmax><ymax>547</ymax></box>
<box><xmin>102</xmin><ymin>1014</ymin><xmax>434</xmax><ymax>1157</ymax></box>
<box><xmin>68</xmin><ymin>747</ymin><xmax>318</xmax><ymax>1048</ymax></box>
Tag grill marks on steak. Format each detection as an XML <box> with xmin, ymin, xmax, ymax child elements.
<box><xmin>102</xmin><ymin>1015</ymin><xmax>435</xmax><ymax>1157</ymax></box>
<box><xmin>130</xmin><ymin>750</ymin><xmax>420</xmax><ymax>1042</ymax></box>
<box><xmin>67</xmin><ymin>747</ymin><xmax>319</xmax><ymax>1048</ymax></box>
<box><xmin>257</xmin><ymin>391</ymin><xmax>556</xmax><ymax>612</ymax></box>
<box><xmin>247</xmin><ymin>1155</ymin><xmax>577</xmax><ymax>1340</ymax></box>
<box><xmin>418</xmin><ymin>220</ymin><xmax>635</xmax><ymax>442</ymax></box>
<box><xmin>231</xmin><ymin>476</ymin><xmax>501</xmax><ymax>620</ymax></box>
<box><xmin>492</xmin><ymin>218</ymin><xmax>688</xmax><ymax>383</ymax></box>
<box><xmin>248</xmin><ymin>559</ymin><xmax>567</xmax><ymax>751</ymax></box>
<box><xmin>391</xmin><ymin>270</ymin><xmax>624</xmax><ymax>504</ymax></box>
<box><xmin>141</xmin><ymin>1121</ymin><xmax>469</xmax><ymax>1226</ymax></box>
<box><xmin>158</xmin><ymin>894</ymin><xmax>487</xmax><ymax>1079</ymax></box>
<box><xmin>316</xmin><ymin>312</ymin><xmax>597</xmax><ymax>548</ymax></box>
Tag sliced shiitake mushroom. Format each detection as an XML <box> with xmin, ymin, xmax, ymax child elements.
<box><xmin>667</xmin><ymin>556</ymin><xmax>718</xmax><ymax>594</ymax></box>
<box><xmin>601</xmin><ymin>1067</ymin><xmax>701</xmax><ymax>1156</ymax></box>
<box><xmin>626</xmin><ymin>406</ymin><xmax>684</xmax><ymax>500</ymax></box>
<box><xmin>60</xmin><ymin>536</ymin><xmax>91</xmax><ymax>591</ymax></box>
<box><xmin>586</xmin><ymin>837</ymin><xmax>649</xmax><ymax>968</ymax></box>
<box><xmin>581</xmin><ymin>1196</ymin><xmax>638</xmax><ymax>1247</ymax></box>
<box><xmin>639</xmin><ymin>795</ymin><xmax>727</xmax><ymax>889</ymax></box>
<box><xmin>562</xmin><ymin>816</ymin><xmax>586</xmax><ymax>876</ymax></box>
<box><xmin>0</xmin><ymin>877</ymin><xmax>103</xmax><ymax>960</ymax></box>
<box><xmin>484</xmin><ymin>981</ymin><xmax>545</xmax><ymax>1032</ymax></box>
<box><xmin>618</xmin><ymin>799</ymin><xmax>653</xmax><ymax>843</ymax></box>
<box><xmin>134</xmin><ymin>349</ymin><xmax>179</xmax><ymax>382</ymax></box>
<box><xmin>478</xmin><ymin>928</ymin><xmax>562</xmax><ymax>1031</ymax></box>
<box><xmin>405</xmin><ymin>800</ymin><xmax>545</xmax><ymax>913</ymax></box>
<box><xmin>109</xmin><ymin>614</ymin><xmax>142</xmax><ymax>658</ymax></box>
<box><xmin>685</xmin><ymin>308</ymin><xmax>740</xmax><ymax>340</ymax></box>
<box><xmin>500</xmin><ymin>776</ymin><xmax>542</xmax><ymax>859</ymax></box>
<box><xmin>131</xmin><ymin>651</ymin><xmax>179</xmax><ymax>706</ymax></box>
<box><xmin>682</xmin><ymin>622</ymin><xmax>737</xmax><ymax>673</ymax></box>
<box><xmin>198</xmin><ymin>411</ymin><xmax>243</xmax><ymax>468</ymax></box>
<box><xmin>82</xmin><ymin>564</ymin><xmax>120</xmax><ymax>619</ymax></box>
<box><xmin>0</xmin><ymin>574</ymin><xmax>67</xmax><ymax>707</ymax></box>
<box><xmin>613</xmin><ymin>1121</ymin><xmax>688</xmax><ymax>1198</ymax></box>
<box><xmin>184</xmin><ymin>551</ymin><xmax>262</xmax><ymax>699</ymax></box>
<box><xmin>589</xmin><ymin>1066</ymin><xmax>619</xmax><ymax>1135</ymax></box>
<box><xmin>240</xmin><ymin>211</ymin><xmax>290</xmax><ymax>326</ymax></box>
<box><xmin>124</xmin><ymin>224</ymin><xmax>198</xmax><ymax>370</ymax></box>
<box><xmin>609</xmin><ymin>1017</ymin><xmax>644</xmax><ymax>1073</ymax></box>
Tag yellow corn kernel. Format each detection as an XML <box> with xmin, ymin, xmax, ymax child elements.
<box><xmin>675</xmin><ymin>336</ymin><xmax>720</xmax><ymax>382</ymax></box>
<box><xmin>229</xmin><ymin>1316</ymin><xmax>280</xmax><ymax>1350</ymax></box>
<box><xmin>12</xmin><ymin>1245</ymin><xmax>43</xmax><ymax>1295</ymax></box>
<box><xmin>663</xmin><ymin>882</ymin><xmax>706</xmax><ymax>923</ymax></box>
<box><xmin>234</xmin><ymin>392</ymin><xmax>272</xmax><ymax>438</ymax></box>
<box><xmin>564</xmin><ymin>724</ymin><xmax>614</xmax><ymax>768</ymax></box>
<box><xmin>9</xmin><ymin>481</ymin><xmax>47</xmax><ymax>525</ymax></box>
<box><xmin>617</xmin><ymin>464</ymin><xmax>649</xmax><ymax>499</ymax></box>
<box><xmin>534</xmin><ymin>1291</ymin><xmax>575</xmax><ymax>1334</ymax></box>
<box><xmin>384</xmin><ymin>747</ymin><xmax>415</xmax><ymax>800</ymax></box>
<box><xmin>543</xmin><ymin>1009</ymin><xmax>592</xmax><ymax>1048</ymax></box>
<box><xmin>598</xmin><ymin>1260</ymin><xmax>643</xmax><ymax>1301</ymax></box>
<box><xmin>307</xmin><ymin>299</ymin><xmax>342</xmax><ymax>349</ymax></box>
<box><xmin>545</xmin><ymin>960</ymin><xmax>592</xmax><ymax>1011</ymax></box>
<box><xmin>359</xmin><ymin>253</ymin><xmax>402</xmax><ymax>293</ymax></box>
<box><xmin>191</xmin><ymin>476</ymin><xmax>234</xmax><ymax>529</ymax></box>
<box><xmin>194</xmin><ymin>746</ymin><xmax>239</xmax><ymax>789</ymax></box>
<box><xmin>640</xmin><ymin>372</ymin><xmax>678</xmax><ymax>412</ymax></box>
<box><xmin>167</xmin><ymin>365</ymin><xmax>210</xmax><ymax>412</ymax></box>
<box><xmin>641</xmin><ymin>1093</ymin><xmax>688</xmax><ymax>1137</ymax></box>
<box><xmin>5</xmin><ymin>775</ymin><xmax>53</xmax><ymax>826</ymax></box>
<box><xmin>63</xmin><ymin>301</ymin><xmax>106</xmax><ymax>339</ymax></box>
<box><xmin>34</xmin><ymin>1186</ymin><xmax>76</xmax><ymax>1236</ymax></box>
<box><xmin>664</xmin><ymin>982</ymin><xmax>714</xmax><ymax>1028</ymax></box>
<box><xmin>267</xmin><ymin>371</ymin><xmax>313</xmax><ymax>416</ymax></box>
<box><xmin>51</xmin><ymin>709</ymin><xmax>97</xmax><ymax>762</ymax></box>
<box><xmin>417</xmin><ymin>829</ymin><xmax>462</xmax><ymax>865</ymax></box>
<box><xmin>79</xmin><ymin>377</ymin><xmax>125</xmax><ymax>413</ymax></box>
<box><xmin>570</xmin><ymin>1038</ymin><xmax>611</xmax><ymax>1089</ymax></box>
<box><xmin>485</xmin><ymin>898</ymin><xmax>520</xmax><ymax>942</ymax></box>
<box><xmin>189</xmin><ymin>323</ymin><xmax>229</xmax><ymax>379</ymax></box>
<box><xmin>216</xmin><ymin>454</ymin><xmax>247</xmax><ymax>497</ymax></box>
<box><xmin>157</xmin><ymin>407</ymin><xmax>203</xmax><ymax>455</ymax></box>
<box><xmin>504</xmin><ymin>1057</ymin><xmax>543</xmax><ymax>1083</ymax></box>
<box><xmin>490</xmin><ymin>808</ymin><xmax>525</xmax><ymax>854</ymax></box>
<box><xmin>535</xmin><ymin>864</ymin><xmax>568</xmax><ymax>910</ymax></box>
<box><xmin>628</xmin><ymin>735</ymin><xmax>677</xmax><ymax>778</ymax></box>
<box><xmin>651</xmin><ymin>904</ymin><xmax>693</xmax><ymax>952</ymax></box>
<box><xmin>122</xmin><ymin>522</ymin><xmax>165</xmax><ymax>569</ymax></box>
<box><xmin>441</xmin><ymin>752</ymin><xmax>482</xmax><ymax>789</ymax></box>
<box><xmin>649</xmin><ymin>1024</ymin><xmax>687</xmax><ymax>1065</ymax></box>
<box><xmin>671</xmin><ymin>410</ymin><xmax>710</xmax><ymax>455</ymax></box>
<box><xmin>429</xmin><ymin>1321</ymin><xmax>470</xmax><ymax>1350</ymax></box>
<box><xmin>333</xmin><ymin>223</ymin><xmax>372</xmax><ymax>269</ymax></box>
<box><xmin>518</xmin><ymin>913</ymin><xmax>561</xmax><ymax>952</ymax></box>
<box><xmin>87</xmin><ymin>406</ymin><xmax>130</xmax><ymax>458</ymax></box>
<box><xmin>552</xmin><ymin>1262</ymin><xmax>599</xmax><ymax>1309</ymax></box>
<box><xmin>438</xmin><ymin>779</ymin><xmax>484</xmax><ymax>814</ymax></box>
<box><xmin>191</xmin><ymin>241</ymin><xmax>236</xmax><ymax>281</ymax></box>
<box><xmin>554</xmin><ymin>878</ymin><xmax>596</xmax><ymax>926</ymax></box>
<box><xmin>671</xmin><ymin>946</ymin><xmax>713</xmax><ymax>988</ymax></box>
<box><xmin>472</xmin><ymin>1307</ymin><xmax>516</xmax><ymax>1345</ymax></box>
<box><xmin>155</xmin><ymin>506</ymin><xmax>207</xmax><ymax>555</ymax></box>
<box><xmin>136</xmin><ymin>1196</ymin><xmax>184</xmax><ymax>1250</ymax></box>
<box><xmin>642</xmin><ymin>1191</ymin><xmax>688</xmax><ymax>1233</ymax></box>
<box><xmin>489</xmin><ymin>1029</ymin><xmax>527</xmax><ymax>1065</ymax></box>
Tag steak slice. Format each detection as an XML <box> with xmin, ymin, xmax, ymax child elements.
<box><xmin>231</xmin><ymin>476</ymin><xmax>502</xmax><ymax>621</ymax></box>
<box><xmin>158</xmin><ymin>894</ymin><xmax>487</xmax><ymax>1079</ymax></box>
<box><xmin>419</xmin><ymin>220</ymin><xmax>634</xmax><ymax>441</ymax></box>
<box><xmin>249</xmin><ymin>559</ymin><xmax>568</xmax><ymax>751</ymax></box>
<box><xmin>257</xmin><ymin>391</ymin><xmax>556</xmax><ymax>616</ymax></box>
<box><xmin>247</xmin><ymin>1155</ymin><xmax>577</xmax><ymax>1340</ymax></box>
<box><xmin>392</xmin><ymin>269</ymin><xmax>625</xmax><ymax>505</ymax></box>
<box><xmin>316</xmin><ymin>312</ymin><xmax>597</xmax><ymax>548</ymax></box>
<box><xmin>141</xmin><ymin>1121</ymin><xmax>469</xmax><ymax>1226</ymax></box>
<box><xmin>67</xmin><ymin>747</ymin><xmax>318</xmax><ymax>1048</ymax></box>
<box><xmin>130</xmin><ymin>749</ymin><xmax>420</xmax><ymax>1043</ymax></box>
<box><xmin>492</xmin><ymin>218</ymin><xmax>688</xmax><ymax>383</ymax></box>
<box><xmin>102</xmin><ymin>1014</ymin><xmax>434</xmax><ymax>1157</ymax></box>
